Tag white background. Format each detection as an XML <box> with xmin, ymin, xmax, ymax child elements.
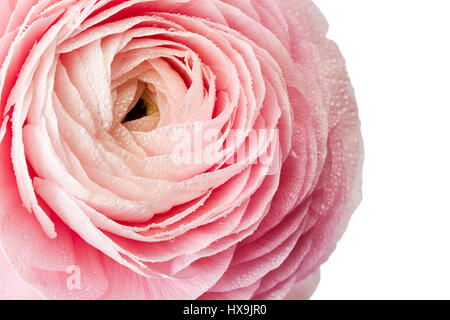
<box><xmin>311</xmin><ymin>0</ymin><xmax>450</xmax><ymax>299</ymax></box>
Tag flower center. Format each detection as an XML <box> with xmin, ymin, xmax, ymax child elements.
<box><xmin>121</xmin><ymin>88</ymin><xmax>160</xmax><ymax>131</ymax></box>
<box><xmin>122</xmin><ymin>89</ymin><xmax>159</xmax><ymax>123</ymax></box>
<box><xmin>122</xmin><ymin>98</ymin><xmax>147</xmax><ymax>123</ymax></box>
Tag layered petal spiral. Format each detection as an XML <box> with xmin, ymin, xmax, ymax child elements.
<box><xmin>0</xmin><ymin>0</ymin><xmax>363</xmax><ymax>300</ymax></box>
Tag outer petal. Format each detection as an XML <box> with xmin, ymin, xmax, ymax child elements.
<box><xmin>0</xmin><ymin>249</ymin><xmax>41</xmax><ymax>300</ymax></box>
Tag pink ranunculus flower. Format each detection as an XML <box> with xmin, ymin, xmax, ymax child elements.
<box><xmin>0</xmin><ymin>0</ymin><xmax>363</xmax><ymax>300</ymax></box>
